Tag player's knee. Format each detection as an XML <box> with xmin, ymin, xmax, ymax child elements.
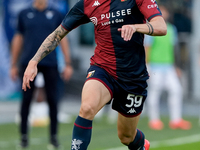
<box><xmin>79</xmin><ymin>103</ymin><xmax>96</xmax><ymax>120</ymax></box>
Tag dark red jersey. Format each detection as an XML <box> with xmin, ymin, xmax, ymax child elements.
<box><xmin>61</xmin><ymin>0</ymin><xmax>161</xmax><ymax>82</ymax></box>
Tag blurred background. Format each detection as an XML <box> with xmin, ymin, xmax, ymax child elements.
<box><xmin>0</xmin><ymin>0</ymin><xmax>200</xmax><ymax>149</ymax></box>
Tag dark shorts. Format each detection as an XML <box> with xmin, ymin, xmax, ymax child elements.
<box><xmin>85</xmin><ymin>65</ymin><xmax>148</xmax><ymax>117</ymax></box>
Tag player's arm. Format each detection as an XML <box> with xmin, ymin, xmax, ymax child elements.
<box><xmin>118</xmin><ymin>16</ymin><xmax>167</xmax><ymax>41</ymax></box>
<box><xmin>10</xmin><ymin>33</ymin><xmax>23</xmax><ymax>81</ymax></box>
<box><xmin>135</xmin><ymin>16</ymin><xmax>167</xmax><ymax>36</ymax></box>
<box><xmin>22</xmin><ymin>25</ymin><xmax>69</xmax><ymax>91</ymax></box>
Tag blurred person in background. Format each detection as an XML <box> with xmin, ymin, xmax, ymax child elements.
<box><xmin>30</xmin><ymin>72</ymin><xmax>49</xmax><ymax>127</ymax></box>
<box><xmin>10</xmin><ymin>0</ymin><xmax>73</xmax><ymax>148</ymax></box>
<box><xmin>21</xmin><ymin>0</ymin><xmax>167</xmax><ymax>150</ymax></box>
<box><xmin>144</xmin><ymin>5</ymin><xmax>191</xmax><ymax>130</ymax></box>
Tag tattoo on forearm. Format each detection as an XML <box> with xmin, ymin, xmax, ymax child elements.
<box><xmin>32</xmin><ymin>26</ymin><xmax>68</xmax><ymax>62</ymax></box>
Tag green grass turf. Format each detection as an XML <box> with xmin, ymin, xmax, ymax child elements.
<box><xmin>0</xmin><ymin>116</ymin><xmax>199</xmax><ymax>150</ymax></box>
<box><xmin>151</xmin><ymin>142</ymin><xmax>200</xmax><ymax>150</ymax></box>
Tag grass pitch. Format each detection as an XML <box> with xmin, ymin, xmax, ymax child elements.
<box><xmin>0</xmin><ymin>116</ymin><xmax>199</xmax><ymax>150</ymax></box>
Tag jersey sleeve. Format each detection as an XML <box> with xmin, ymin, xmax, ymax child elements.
<box><xmin>136</xmin><ymin>0</ymin><xmax>162</xmax><ymax>21</ymax></box>
<box><xmin>61</xmin><ymin>0</ymin><xmax>90</xmax><ymax>31</ymax></box>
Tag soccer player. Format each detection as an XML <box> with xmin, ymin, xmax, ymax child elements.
<box><xmin>10</xmin><ymin>0</ymin><xmax>73</xmax><ymax>148</ymax></box>
<box><xmin>22</xmin><ymin>0</ymin><xmax>167</xmax><ymax>149</ymax></box>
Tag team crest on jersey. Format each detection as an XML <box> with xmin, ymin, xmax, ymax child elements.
<box><xmin>86</xmin><ymin>70</ymin><xmax>95</xmax><ymax>78</ymax></box>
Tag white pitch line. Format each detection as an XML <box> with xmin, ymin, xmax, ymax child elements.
<box><xmin>105</xmin><ymin>134</ymin><xmax>200</xmax><ymax>150</ymax></box>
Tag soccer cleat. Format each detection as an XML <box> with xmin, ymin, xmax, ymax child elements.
<box><xmin>149</xmin><ymin>120</ymin><xmax>164</xmax><ymax>130</ymax></box>
<box><xmin>144</xmin><ymin>139</ymin><xmax>150</xmax><ymax>150</ymax></box>
<box><xmin>169</xmin><ymin>119</ymin><xmax>191</xmax><ymax>130</ymax></box>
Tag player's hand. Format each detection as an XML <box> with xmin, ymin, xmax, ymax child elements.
<box><xmin>118</xmin><ymin>25</ymin><xmax>136</xmax><ymax>41</ymax></box>
<box><xmin>22</xmin><ymin>60</ymin><xmax>38</xmax><ymax>91</ymax></box>
<box><xmin>61</xmin><ymin>65</ymin><xmax>73</xmax><ymax>81</ymax></box>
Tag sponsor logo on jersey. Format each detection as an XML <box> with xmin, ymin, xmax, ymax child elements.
<box><xmin>101</xmin><ymin>9</ymin><xmax>131</xmax><ymax>20</ymax></box>
<box><xmin>90</xmin><ymin>9</ymin><xmax>131</xmax><ymax>26</ymax></box>
<box><xmin>86</xmin><ymin>70</ymin><xmax>95</xmax><ymax>78</ymax></box>
<box><xmin>147</xmin><ymin>0</ymin><xmax>158</xmax><ymax>9</ymax></box>
<box><xmin>101</xmin><ymin>9</ymin><xmax>131</xmax><ymax>26</ymax></box>
<box><xmin>90</xmin><ymin>17</ymin><xmax>98</xmax><ymax>26</ymax></box>
<box><xmin>71</xmin><ymin>139</ymin><xmax>83</xmax><ymax>150</ymax></box>
<box><xmin>92</xmin><ymin>0</ymin><xmax>100</xmax><ymax>7</ymax></box>
<box><xmin>127</xmin><ymin>108</ymin><xmax>136</xmax><ymax>113</ymax></box>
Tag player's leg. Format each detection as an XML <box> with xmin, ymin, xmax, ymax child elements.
<box><xmin>71</xmin><ymin>79</ymin><xmax>111</xmax><ymax>150</ymax></box>
<box><xmin>117</xmin><ymin>114</ymin><xmax>149</xmax><ymax>150</ymax></box>
<box><xmin>19</xmin><ymin>66</ymin><xmax>36</xmax><ymax>147</ymax></box>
